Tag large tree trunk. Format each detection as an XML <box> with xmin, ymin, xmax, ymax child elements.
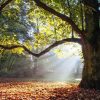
<box><xmin>79</xmin><ymin>0</ymin><xmax>100</xmax><ymax>89</ymax></box>
<box><xmin>80</xmin><ymin>39</ymin><xmax>100</xmax><ymax>89</ymax></box>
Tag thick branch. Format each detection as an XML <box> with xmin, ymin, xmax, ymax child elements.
<box><xmin>37</xmin><ymin>38</ymin><xmax>81</xmax><ymax>57</ymax></box>
<box><xmin>33</xmin><ymin>0</ymin><xmax>85</xmax><ymax>39</ymax></box>
<box><xmin>0</xmin><ymin>38</ymin><xmax>81</xmax><ymax>57</ymax></box>
<box><xmin>0</xmin><ymin>44</ymin><xmax>38</xmax><ymax>57</ymax></box>
<box><xmin>0</xmin><ymin>0</ymin><xmax>13</xmax><ymax>12</ymax></box>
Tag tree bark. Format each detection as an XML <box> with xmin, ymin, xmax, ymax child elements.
<box><xmin>79</xmin><ymin>0</ymin><xmax>100</xmax><ymax>89</ymax></box>
<box><xmin>79</xmin><ymin>37</ymin><xmax>100</xmax><ymax>89</ymax></box>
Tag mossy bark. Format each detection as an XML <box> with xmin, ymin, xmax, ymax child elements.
<box><xmin>79</xmin><ymin>40</ymin><xmax>100</xmax><ymax>89</ymax></box>
<box><xmin>79</xmin><ymin>0</ymin><xmax>100</xmax><ymax>89</ymax></box>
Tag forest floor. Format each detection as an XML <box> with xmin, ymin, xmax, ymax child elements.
<box><xmin>0</xmin><ymin>78</ymin><xmax>100</xmax><ymax>100</ymax></box>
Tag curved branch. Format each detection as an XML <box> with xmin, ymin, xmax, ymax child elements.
<box><xmin>33</xmin><ymin>0</ymin><xmax>85</xmax><ymax>39</ymax></box>
<box><xmin>37</xmin><ymin>38</ymin><xmax>81</xmax><ymax>57</ymax></box>
<box><xmin>0</xmin><ymin>44</ymin><xmax>38</xmax><ymax>57</ymax></box>
<box><xmin>0</xmin><ymin>0</ymin><xmax>13</xmax><ymax>11</ymax></box>
<box><xmin>0</xmin><ymin>38</ymin><xmax>81</xmax><ymax>57</ymax></box>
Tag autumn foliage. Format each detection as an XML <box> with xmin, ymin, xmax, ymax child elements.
<box><xmin>0</xmin><ymin>78</ymin><xmax>100</xmax><ymax>100</ymax></box>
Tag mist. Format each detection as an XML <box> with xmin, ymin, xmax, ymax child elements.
<box><xmin>0</xmin><ymin>43</ymin><xmax>83</xmax><ymax>82</ymax></box>
<box><xmin>29</xmin><ymin>43</ymin><xmax>83</xmax><ymax>82</ymax></box>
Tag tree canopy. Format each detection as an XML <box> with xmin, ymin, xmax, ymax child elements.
<box><xmin>0</xmin><ymin>0</ymin><xmax>99</xmax><ymax>57</ymax></box>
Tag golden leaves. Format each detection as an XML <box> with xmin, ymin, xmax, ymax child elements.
<box><xmin>0</xmin><ymin>78</ymin><xmax>100</xmax><ymax>99</ymax></box>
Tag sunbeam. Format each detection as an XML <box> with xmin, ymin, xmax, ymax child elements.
<box><xmin>32</xmin><ymin>43</ymin><xmax>84</xmax><ymax>82</ymax></box>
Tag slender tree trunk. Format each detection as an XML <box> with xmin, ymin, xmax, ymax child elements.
<box><xmin>79</xmin><ymin>0</ymin><xmax>100</xmax><ymax>89</ymax></box>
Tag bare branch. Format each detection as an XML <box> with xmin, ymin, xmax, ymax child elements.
<box><xmin>0</xmin><ymin>38</ymin><xmax>81</xmax><ymax>57</ymax></box>
<box><xmin>37</xmin><ymin>38</ymin><xmax>81</xmax><ymax>57</ymax></box>
<box><xmin>33</xmin><ymin>0</ymin><xmax>85</xmax><ymax>39</ymax></box>
<box><xmin>0</xmin><ymin>0</ymin><xmax>13</xmax><ymax>12</ymax></box>
<box><xmin>0</xmin><ymin>44</ymin><xmax>38</xmax><ymax>57</ymax></box>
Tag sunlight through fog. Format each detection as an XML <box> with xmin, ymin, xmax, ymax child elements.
<box><xmin>32</xmin><ymin>43</ymin><xmax>83</xmax><ymax>82</ymax></box>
